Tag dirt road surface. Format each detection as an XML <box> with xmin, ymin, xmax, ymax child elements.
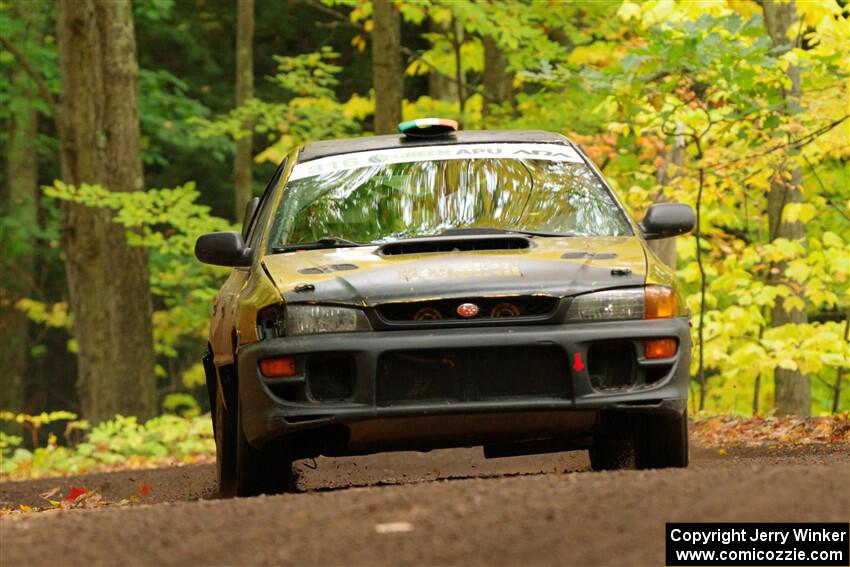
<box><xmin>1</xmin><ymin>444</ymin><xmax>848</xmax><ymax>566</ymax></box>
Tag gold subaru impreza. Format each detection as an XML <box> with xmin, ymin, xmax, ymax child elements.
<box><xmin>196</xmin><ymin>119</ymin><xmax>695</xmax><ymax>497</ymax></box>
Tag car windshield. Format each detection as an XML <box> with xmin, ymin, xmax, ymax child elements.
<box><xmin>267</xmin><ymin>143</ymin><xmax>632</xmax><ymax>247</ymax></box>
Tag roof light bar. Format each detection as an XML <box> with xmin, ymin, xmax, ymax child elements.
<box><xmin>398</xmin><ymin>118</ymin><xmax>458</xmax><ymax>138</ymax></box>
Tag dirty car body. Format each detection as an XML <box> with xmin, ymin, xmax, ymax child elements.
<box><xmin>197</xmin><ymin>129</ymin><xmax>695</xmax><ymax>497</ymax></box>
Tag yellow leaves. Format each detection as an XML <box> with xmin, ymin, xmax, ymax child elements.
<box><xmin>821</xmin><ymin>231</ymin><xmax>844</xmax><ymax>249</ymax></box>
<box><xmin>776</xmin><ymin>356</ymin><xmax>799</xmax><ymax>371</ymax></box>
<box><xmin>568</xmin><ymin>42</ymin><xmax>616</xmax><ymax>67</ymax></box>
<box><xmin>762</xmin><ymin>238</ymin><xmax>805</xmax><ymax>262</ymax></box>
<box><xmin>618</xmin><ymin>0</ymin><xmax>729</xmax><ymax>28</ymax></box>
<box><xmin>593</xmin><ymin>95</ymin><xmax>619</xmax><ymax>118</ymax></box>
<box><xmin>1</xmin><ymin>410</ymin><xmax>79</xmax><ymax>427</ymax></box>
<box><xmin>746</xmin><ymin>169</ymin><xmax>774</xmax><ymax>191</ymax></box>
<box><xmin>797</xmin><ymin>0</ymin><xmax>848</xmax><ymax>53</ymax></box>
<box><xmin>784</xmin><ymin>260</ymin><xmax>811</xmax><ymax>283</ymax></box>
<box><xmin>180</xmin><ymin>363</ymin><xmax>207</xmax><ymax>389</ymax></box>
<box><xmin>726</xmin><ymin>0</ymin><xmax>760</xmax><ymax>19</ymax></box>
<box><xmin>350</xmin><ymin>34</ymin><xmax>367</xmax><ymax>54</ymax></box>
<box><xmin>678</xmin><ymin>262</ymin><xmax>701</xmax><ymax>284</ymax></box>
<box><xmin>606</xmin><ymin>122</ymin><xmax>630</xmax><ymax>136</ymax></box>
<box><xmin>776</xmin><ymin>48</ymin><xmax>801</xmax><ymax>72</ymax></box>
<box><xmin>821</xmin><ymin>352</ymin><xmax>849</xmax><ymax>369</ymax></box>
<box><xmin>341</xmin><ymin>93</ymin><xmax>374</xmax><ymax>120</ymax></box>
<box><xmin>724</xmin><ymin>305</ymin><xmax>751</xmax><ymax>328</ymax></box>
<box><xmin>678</xmin><ymin>0</ymin><xmax>731</xmax><ymax>19</ymax></box>
<box><xmin>781</xmin><ymin>202</ymin><xmax>817</xmax><ymax>224</ymax></box>
<box><xmin>806</xmin><ymin>16</ymin><xmax>850</xmax><ymax>74</ymax></box>
<box><xmin>677</xmin><ymin>237</ymin><xmax>697</xmax><ymax>261</ymax></box>
<box><xmin>726</xmin><ymin>321</ymin><xmax>850</xmax><ymax>381</ymax></box>
<box><xmin>405</xmin><ymin>59</ymin><xmax>431</xmax><ymax>77</ymax></box>
<box><xmin>617</xmin><ymin>1</ymin><xmax>641</xmax><ymax>22</ymax></box>
<box><xmin>253</xmin><ymin>139</ymin><xmax>290</xmax><ymax>165</ymax></box>
<box><xmin>780</xmin><ymin>295</ymin><xmax>806</xmax><ymax>313</ymax></box>
<box><xmin>637</xmin><ymin>0</ymin><xmax>676</xmax><ymax>26</ymax></box>
<box><xmin>14</xmin><ymin>299</ymin><xmax>70</xmax><ymax>329</ymax></box>
<box><xmin>349</xmin><ymin>2</ymin><xmax>371</xmax><ymax>24</ymax></box>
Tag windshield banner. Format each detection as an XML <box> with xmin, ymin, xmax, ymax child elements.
<box><xmin>289</xmin><ymin>143</ymin><xmax>584</xmax><ymax>181</ymax></box>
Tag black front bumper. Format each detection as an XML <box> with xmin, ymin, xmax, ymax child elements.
<box><xmin>237</xmin><ymin>318</ymin><xmax>690</xmax><ymax>453</ymax></box>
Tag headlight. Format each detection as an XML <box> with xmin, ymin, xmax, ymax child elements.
<box><xmin>284</xmin><ymin>304</ymin><xmax>371</xmax><ymax>336</ymax></box>
<box><xmin>565</xmin><ymin>286</ymin><xmax>677</xmax><ymax>321</ymax></box>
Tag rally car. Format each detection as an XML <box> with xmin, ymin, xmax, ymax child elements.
<box><xmin>196</xmin><ymin>118</ymin><xmax>695</xmax><ymax>497</ymax></box>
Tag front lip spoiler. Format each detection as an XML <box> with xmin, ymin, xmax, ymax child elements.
<box><xmin>236</xmin><ymin>318</ymin><xmax>691</xmax><ymax>447</ymax></box>
<box><xmin>261</xmin><ymin>397</ymin><xmax>686</xmax><ymax>435</ymax></box>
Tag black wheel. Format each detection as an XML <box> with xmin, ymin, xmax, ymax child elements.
<box><xmin>235</xmin><ymin>403</ymin><xmax>294</xmax><ymax>497</ymax></box>
<box><xmin>214</xmin><ymin>378</ymin><xmax>238</xmax><ymax>498</ymax></box>
<box><xmin>590</xmin><ymin>410</ymin><xmax>688</xmax><ymax>471</ymax></box>
<box><xmin>589</xmin><ymin>436</ymin><xmax>635</xmax><ymax>470</ymax></box>
<box><xmin>634</xmin><ymin>411</ymin><xmax>689</xmax><ymax>469</ymax></box>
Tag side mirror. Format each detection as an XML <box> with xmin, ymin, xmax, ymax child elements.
<box><xmin>639</xmin><ymin>203</ymin><xmax>695</xmax><ymax>240</ymax></box>
<box><xmin>195</xmin><ymin>232</ymin><xmax>252</xmax><ymax>267</ymax></box>
<box><xmin>241</xmin><ymin>197</ymin><xmax>260</xmax><ymax>239</ymax></box>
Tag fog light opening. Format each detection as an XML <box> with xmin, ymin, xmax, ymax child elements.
<box><xmin>644</xmin><ymin>338</ymin><xmax>678</xmax><ymax>359</ymax></box>
<box><xmin>260</xmin><ymin>356</ymin><xmax>297</xmax><ymax>377</ymax></box>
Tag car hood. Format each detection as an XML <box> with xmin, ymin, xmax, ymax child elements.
<box><xmin>261</xmin><ymin>236</ymin><xmax>647</xmax><ymax>306</ymax></box>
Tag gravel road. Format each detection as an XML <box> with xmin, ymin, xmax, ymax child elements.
<box><xmin>1</xmin><ymin>444</ymin><xmax>848</xmax><ymax>566</ymax></box>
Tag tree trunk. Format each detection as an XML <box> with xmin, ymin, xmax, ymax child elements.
<box><xmin>428</xmin><ymin>67</ymin><xmax>457</xmax><ymax>102</ymax></box>
<box><xmin>762</xmin><ymin>0</ymin><xmax>810</xmax><ymax>416</ymax></box>
<box><xmin>233</xmin><ymin>0</ymin><xmax>254</xmax><ymax>221</ymax></box>
<box><xmin>481</xmin><ymin>35</ymin><xmax>513</xmax><ymax>118</ymax></box>
<box><xmin>371</xmin><ymin>0</ymin><xmax>402</xmax><ymax>135</ymax></box>
<box><xmin>0</xmin><ymin>2</ymin><xmax>43</xmax><ymax>417</ymax></box>
<box><xmin>56</xmin><ymin>0</ymin><xmax>156</xmax><ymax>423</ymax></box>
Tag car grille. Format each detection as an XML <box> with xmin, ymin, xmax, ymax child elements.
<box><xmin>376</xmin><ymin>296</ymin><xmax>558</xmax><ymax>324</ymax></box>
<box><xmin>376</xmin><ymin>346</ymin><xmax>570</xmax><ymax>405</ymax></box>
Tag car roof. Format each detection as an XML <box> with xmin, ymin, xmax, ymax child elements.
<box><xmin>297</xmin><ymin>129</ymin><xmax>574</xmax><ymax>163</ymax></box>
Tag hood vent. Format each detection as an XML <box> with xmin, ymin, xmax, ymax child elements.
<box><xmin>378</xmin><ymin>235</ymin><xmax>531</xmax><ymax>256</ymax></box>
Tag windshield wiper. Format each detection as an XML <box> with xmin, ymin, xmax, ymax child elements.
<box><xmin>440</xmin><ymin>227</ymin><xmax>577</xmax><ymax>238</ymax></box>
<box><xmin>272</xmin><ymin>236</ymin><xmax>367</xmax><ymax>253</ymax></box>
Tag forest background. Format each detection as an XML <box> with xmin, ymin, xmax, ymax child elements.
<box><xmin>0</xmin><ymin>0</ymin><xmax>847</xmax><ymax>476</ymax></box>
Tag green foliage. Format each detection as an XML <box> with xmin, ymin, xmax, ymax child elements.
<box><xmin>570</xmin><ymin>0</ymin><xmax>849</xmax><ymax>414</ymax></box>
<box><xmin>0</xmin><ymin>411</ymin><xmax>213</xmax><ymax>479</ymax></box>
<box><xmin>133</xmin><ymin>0</ymin><xmax>175</xmax><ymax>23</ymax></box>
<box><xmin>161</xmin><ymin>393</ymin><xmax>201</xmax><ymax>418</ymax></box>
<box><xmin>191</xmin><ymin>47</ymin><xmax>361</xmax><ymax>165</ymax></box>
<box><xmin>139</xmin><ymin>68</ymin><xmax>232</xmax><ymax>166</ymax></box>
<box><xmin>43</xmin><ymin>181</ymin><xmax>234</xmax><ymax>402</ymax></box>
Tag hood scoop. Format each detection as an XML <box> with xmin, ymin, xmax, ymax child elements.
<box><xmin>377</xmin><ymin>234</ymin><xmax>532</xmax><ymax>256</ymax></box>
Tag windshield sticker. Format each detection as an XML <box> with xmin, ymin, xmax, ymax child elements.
<box><xmin>289</xmin><ymin>143</ymin><xmax>583</xmax><ymax>181</ymax></box>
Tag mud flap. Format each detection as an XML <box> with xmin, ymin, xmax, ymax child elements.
<box><xmin>203</xmin><ymin>348</ymin><xmax>218</xmax><ymax>434</ymax></box>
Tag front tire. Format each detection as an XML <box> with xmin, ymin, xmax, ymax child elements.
<box><xmin>214</xmin><ymin>377</ymin><xmax>238</xmax><ymax>498</ymax></box>
<box><xmin>235</xmin><ymin>403</ymin><xmax>294</xmax><ymax>497</ymax></box>
<box><xmin>634</xmin><ymin>411</ymin><xmax>689</xmax><ymax>469</ymax></box>
<box><xmin>589</xmin><ymin>436</ymin><xmax>634</xmax><ymax>470</ymax></box>
<box><xmin>590</xmin><ymin>411</ymin><xmax>688</xmax><ymax>471</ymax></box>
